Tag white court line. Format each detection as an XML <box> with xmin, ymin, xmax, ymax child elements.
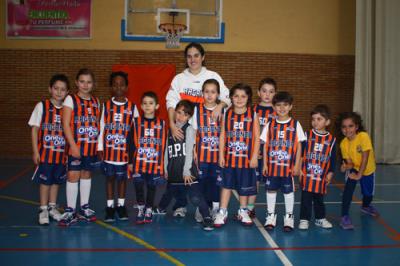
<box><xmin>232</xmin><ymin>190</ymin><xmax>293</xmax><ymax>266</ymax></box>
<box><xmin>258</xmin><ymin>183</ymin><xmax>400</xmax><ymax>187</ymax></box>
<box><xmin>254</xmin><ymin>200</ymin><xmax>400</xmax><ymax>206</ymax></box>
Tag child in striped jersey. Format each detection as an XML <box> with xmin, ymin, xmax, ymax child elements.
<box><xmin>191</xmin><ymin>79</ymin><xmax>223</xmax><ymax>222</ymax></box>
<box><xmin>29</xmin><ymin>74</ymin><xmax>69</xmax><ymax>225</ymax></box>
<box><xmin>214</xmin><ymin>83</ymin><xmax>260</xmax><ymax>227</ymax></box>
<box><xmin>248</xmin><ymin>77</ymin><xmax>277</xmax><ymax>218</ymax></box>
<box><xmin>299</xmin><ymin>105</ymin><xmax>336</xmax><ymax>230</ymax></box>
<box><xmin>59</xmin><ymin>68</ymin><xmax>101</xmax><ymax>226</ymax></box>
<box><xmin>261</xmin><ymin>91</ymin><xmax>306</xmax><ymax>232</ymax></box>
<box><xmin>98</xmin><ymin>71</ymin><xmax>139</xmax><ymax>223</ymax></box>
<box><xmin>131</xmin><ymin>92</ymin><xmax>167</xmax><ymax>224</ymax></box>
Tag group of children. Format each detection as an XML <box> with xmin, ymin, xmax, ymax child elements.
<box><xmin>29</xmin><ymin>69</ymin><xmax>379</xmax><ymax>232</ymax></box>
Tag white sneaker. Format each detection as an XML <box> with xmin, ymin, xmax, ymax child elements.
<box><xmin>195</xmin><ymin>207</ymin><xmax>203</xmax><ymax>223</ymax></box>
<box><xmin>39</xmin><ymin>208</ymin><xmax>49</xmax><ymax>225</ymax></box>
<box><xmin>298</xmin><ymin>219</ymin><xmax>309</xmax><ymax>230</ymax></box>
<box><xmin>264</xmin><ymin>213</ymin><xmax>277</xmax><ymax>230</ymax></box>
<box><xmin>48</xmin><ymin>206</ymin><xmax>62</xmax><ymax>222</ymax></box>
<box><xmin>315</xmin><ymin>218</ymin><xmax>333</xmax><ymax>229</ymax></box>
<box><xmin>173</xmin><ymin>207</ymin><xmax>187</xmax><ymax>218</ymax></box>
<box><xmin>283</xmin><ymin>213</ymin><xmax>294</xmax><ymax>232</ymax></box>
<box><xmin>237</xmin><ymin>208</ymin><xmax>253</xmax><ymax>226</ymax></box>
<box><xmin>214</xmin><ymin>209</ymin><xmax>228</xmax><ymax>228</ymax></box>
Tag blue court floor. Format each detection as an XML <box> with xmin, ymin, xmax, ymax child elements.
<box><xmin>0</xmin><ymin>159</ymin><xmax>399</xmax><ymax>266</ymax></box>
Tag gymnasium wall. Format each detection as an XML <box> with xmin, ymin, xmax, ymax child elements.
<box><xmin>0</xmin><ymin>0</ymin><xmax>355</xmax><ymax>158</ymax></box>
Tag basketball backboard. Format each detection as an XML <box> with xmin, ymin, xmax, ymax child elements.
<box><xmin>121</xmin><ymin>0</ymin><xmax>224</xmax><ymax>44</ymax></box>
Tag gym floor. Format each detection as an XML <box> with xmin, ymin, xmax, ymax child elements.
<box><xmin>0</xmin><ymin>159</ymin><xmax>399</xmax><ymax>266</ymax></box>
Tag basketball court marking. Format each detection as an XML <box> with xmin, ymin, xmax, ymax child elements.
<box><xmin>0</xmin><ymin>166</ymin><xmax>32</xmax><ymax>189</ymax></box>
<box><xmin>232</xmin><ymin>190</ymin><xmax>293</xmax><ymax>266</ymax></box>
<box><xmin>254</xmin><ymin>200</ymin><xmax>400</xmax><ymax>206</ymax></box>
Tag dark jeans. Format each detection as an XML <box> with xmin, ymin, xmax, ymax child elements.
<box><xmin>159</xmin><ymin>182</ymin><xmax>210</xmax><ymax>218</ymax></box>
<box><xmin>342</xmin><ymin>178</ymin><xmax>373</xmax><ymax>216</ymax></box>
<box><xmin>300</xmin><ymin>190</ymin><xmax>326</xmax><ymax>220</ymax></box>
<box><xmin>135</xmin><ymin>181</ymin><xmax>156</xmax><ymax>208</ymax></box>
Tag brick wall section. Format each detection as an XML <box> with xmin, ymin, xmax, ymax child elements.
<box><xmin>0</xmin><ymin>49</ymin><xmax>354</xmax><ymax>158</ymax></box>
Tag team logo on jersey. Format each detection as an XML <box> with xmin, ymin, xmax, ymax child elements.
<box><xmin>269</xmin><ymin>150</ymin><xmax>290</xmax><ymax>160</ymax></box>
<box><xmin>201</xmin><ymin>136</ymin><xmax>219</xmax><ymax>147</ymax></box>
<box><xmin>78</xmin><ymin>126</ymin><xmax>98</xmax><ymax>137</ymax></box>
<box><xmin>244</xmin><ymin>117</ymin><xmax>252</xmax><ymax>122</ymax></box>
<box><xmin>153</xmin><ymin>124</ymin><xmax>163</xmax><ymax>129</ymax></box>
<box><xmin>44</xmin><ymin>135</ymin><xmax>65</xmax><ymax>147</ymax></box>
<box><xmin>307</xmin><ymin>163</ymin><xmax>323</xmax><ymax>175</ymax></box>
<box><xmin>228</xmin><ymin>141</ymin><xmax>248</xmax><ymax>152</ymax></box>
<box><xmin>106</xmin><ymin>133</ymin><xmax>126</xmax><ymax>145</ymax></box>
<box><xmin>138</xmin><ymin>147</ymin><xmax>159</xmax><ymax>158</ymax></box>
<box><xmin>124</xmin><ymin>109</ymin><xmax>133</xmax><ymax>115</ymax></box>
<box><xmin>286</xmin><ymin>126</ymin><xmax>295</xmax><ymax>132</ymax></box>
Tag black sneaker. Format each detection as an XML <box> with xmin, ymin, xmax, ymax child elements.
<box><xmin>203</xmin><ymin>216</ymin><xmax>214</xmax><ymax>231</ymax></box>
<box><xmin>104</xmin><ymin>207</ymin><xmax>115</xmax><ymax>223</ymax></box>
<box><xmin>116</xmin><ymin>205</ymin><xmax>129</xmax><ymax>221</ymax></box>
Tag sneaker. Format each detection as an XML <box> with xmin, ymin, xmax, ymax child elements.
<box><xmin>152</xmin><ymin>208</ymin><xmax>167</xmax><ymax>215</ymax></box>
<box><xmin>298</xmin><ymin>219</ymin><xmax>309</xmax><ymax>230</ymax></box>
<box><xmin>315</xmin><ymin>218</ymin><xmax>333</xmax><ymax>229</ymax></box>
<box><xmin>144</xmin><ymin>208</ymin><xmax>153</xmax><ymax>223</ymax></box>
<box><xmin>104</xmin><ymin>207</ymin><xmax>115</xmax><ymax>223</ymax></box>
<box><xmin>136</xmin><ymin>206</ymin><xmax>145</xmax><ymax>224</ymax></box>
<box><xmin>340</xmin><ymin>215</ymin><xmax>354</xmax><ymax>230</ymax></box>
<box><xmin>195</xmin><ymin>207</ymin><xmax>203</xmax><ymax>223</ymax></box>
<box><xmin>173</xmin><ymin>207</ymin><xmax>187</xmax><ymax>218</ymax></box>
<box><xmin>214</xmin><ymin>209</ymin><xmax>228</xmax><ymax>228</ymax></box>
<box><xmin>283</xmin><ymin>213</ymin><xmax>294</xmax><ymax>232</ymax></box>
<box><xmin>58</xmin><ymin>208</ymin><xmax>77</xmax><ymax>227</ymax></box>
<box><xmin>237</xmin><ymin>208</ymin><xmax>253</xmax><ymax>226</ymax></box>
<box><xmin>361</xmin><ymin>205</ymin><xmax>379</xmax><ymax>217</ymax></box>
<box><xmin>48</xmin><ymin>206</ymin><xmax>62</xmax><ymax>222</ymax></box>
<box><xmin>248</xmin><ymin>209</ymin><xmax>256</xmax><ymax>218</ymax></box>
<box><xmin>116</xmin><ymin>205</ymin><xmax>129</xmax><ymax>221</ymax></box>
<box><xmin>211</xmin><ymin>208</ymin><xmax>219</xmax><ymax>220</ymax></box>
<box><xmin>78</xmin><ymin>204</ymin><xmax>97</xmax><ymax>222</ymax></box>
<box><xmin>264</xmin><ymin>213</ymin><xmax>277</xmax><ymax>230</ymax></box>
<box><xmin>38</xmin><ymin>208</ymin><xmax>49</xmax><ymax>225</ymax></box>
<box><xmin>203</xmin><ymin>216</ymin><xmax>214</xmax><ymax>231</ymax></box>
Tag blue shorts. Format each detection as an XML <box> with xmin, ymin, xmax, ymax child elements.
<box><xmin>32</xmin><ymin>163</ymin><xmax>66</xmax><ymax>185</ymax></box>
<box><xmin>265</xmin><ymin>176</ymin><xmax>294</xmax><ymax>194</ymax></box>
<box><xmin>198</xmin><ymin>162</ymin><xmax>221</xmax><ymax>180</ymax></box>
<box><xmin>347</xmin><ymin>169</ymin><xmax>375</xmax><ymax>197</ymax></box>
<box><xmin>256</xmin><ymin>158</ymin><xmax>267</xmax><ymax>182</ymax></box>
<box><xmin>67</xmin><ymin>155</ymin><xmax>100</xmax><ymax>172</ymax></box>
<box><xmin>102</xmin><ymin>162</ymin><xmax>128</xmax><ymax>181</ymax></box>
<box><xmin>132</xmin><ymin>173</ymin><xmax>167</xmax><ymax>186</ymax></box>
<box><xmin>221</xmin><ymin>167</ymin><xmax>257</xmax><ymax>196</ymax></box>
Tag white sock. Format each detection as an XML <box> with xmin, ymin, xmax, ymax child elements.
<box><xmin>219</xmin><ymin>207</ymin><xmax>227</xmax><ymax>214</ymax></box>
<box><xmin>266</xmin><ymin>191</ymin><xmax>277</xmax><ymax>214</ymax></box>
<box><xmin>107</xmin><ymin>200</ymin><xmax>114</xmax><ymax>208</ymax></box>
<box><xmin>212</xmin><ymin>202</ymin><xmax>219</xmax><ymax>211</ymax></box>
<box><xmin>66</xmin><ymin>181</ymin><xmax>78</xmax><ymax>210</ymax></box>
<box><xmin>80</xmin><ymin>179</ymin><xmax>91</xmax><ymax>207</ymax></box>
<box><xmin>284</xmin><ymin>192</ymin><xmax>294</xmax><ymax>214</ymax></box>
<box><xmin>118</xmin><ymin>198</ymin><xmax>125</xmax><ymax>207</ymax></box>
<box><xmin>40</xmin><ymin>205</ymin><xmax>47</xmax><ymax>210</ymax></box>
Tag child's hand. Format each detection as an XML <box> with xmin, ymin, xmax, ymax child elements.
<box><xmin>183</xmin><ymin>175</ymin><xmax>194</xmax><ymax>185</ymax></box>
<box><xmin>128</xmin><ymin>164</ymin><xmax>133</xmax><ymax>173</ymax></box>
<box><xmin>250</xmin><ymin>157</ymin><xmax>258</xmax><ymax>168</ymax></box>
<box><xmin>292</xmin><ymin>165</ymin><xmax>301</xmax><ymax>176</ymax></box>
<box><xmin>262</xmin><ymin>164</ymin><xmax>268</xmax><ymax>176</ymax></box>
<box><xmin>348</xmin><ymin>172</ymin><xmax>362</xmax><ymax>180</ymax></box>
<box><xmin>32</xmin><ymin>151</ymin><xmax>40</xmax><ymax>165</ymax></box>
<box><xmin>70</xmin><ymin>144</ymin><xmax>81</xmax><ymax>159</ymax></box>
<box><xmin>97</xmin><ymin>151</ymin><xmax>104</xmax><ymax>161</ymax></box>
<box><xmin>170</xmin><ymin>123</ymin><xmax>184</xmax><ymax>141</ymax></box>
<box><xmin>326</xmin><ymin>172</ymin><xmax>334</xmax><ymax>184</ymax></box>
<box><xmin>219</xmin><ymin>157</ymin><xmax>225</xmax><ymax>168</ymax></box>
<box><xmin>212</xmin><ymin>104</ymin><xmax>224</xmax><ymax>121</ymax></box>
<box><xmin>298</xmin><ymin>170</ymin><xmax>303</xmax><ymax>183</ymax></box>
<box><xmin>340</xmin><ymin>160</ymin><xmax>354</xmax><ymax>172</ymax></box>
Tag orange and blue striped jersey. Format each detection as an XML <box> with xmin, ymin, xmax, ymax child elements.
<box><xmin>196</xmin><ymin>104</ymin><xmax>222</xmax><ymax>163</ymax></box>
<box><xmin>224</xmin><ymin>108</ymin><xmax>255</xmax><ymax>168</ymax></box>
<box><xmin>301</xmin><ymin>130</ymin><xmax>336</xmax><ymax>194</ymax></box>
<box><xmin>266</xmin><ymin>119</ymin><xmax>299</xmax><ymax>177</ymax></box>
<box><xmin>132</xmin><ymin>117</ymin><xmax>166</xmax><ymax>175</ymax></box>
<box><xmin>69</xmin><ymin>94</ymin><xmax>100</xmax><ymax>157</ymax></box>
<box><xmin>102</xmin><ymin>100</ymin><xmax>136</xmax><ymax>163</ymax></box>
<box><xmin>253</xmin><ymin>104</ymin><xmax>276</xmax><ymax>129</ymax></box>
<box><xmin>37</xmin><ymin>100</ymin><xmax>66</xmax><ymax>164</ymax></box>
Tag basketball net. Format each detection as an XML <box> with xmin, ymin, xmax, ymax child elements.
<box><xmin>159</xmin><ymin>23</ymin><xmax>187</xmax><ymax>49</ymax></box>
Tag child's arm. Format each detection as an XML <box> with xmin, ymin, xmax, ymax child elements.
<box><xmin>293</xmin><ymin>142</ymin><xmax>302</xmax><ymax>176</ymax></box>
<box><xmin>261</xmin><ymin>124</ymin><xmax>269</xmax><ymax>176</ymax></box>
<box><xmin>219</xmin><ymin>116</ymin><xmax>226</xmax><ymax>168</ymax></box>
<box><xmin>31</xmin><ymin>126</ymin><xmax>40</xmax><ymax>165</ymax></box>
<box><xmin>348</xmin><ymin>151</ymin><xmax>369</xmax><ymax>180</ymax></box>
<box><xmin>326</xmin><ymin>141</ymin><xmax>337</xmax><ymax>184</ymax></box>
<box><xmin>62</xmin><ymin>106</ymin><xmax>80</xmax><ymax>158</ymax></box>
<box><xmin>183</xmin><ymin>126</ymin><xmax>196</xmax><ymax>185</ymax></box>
<box><xmin>250</xmin><ymin>113</ymin><xmax>260</xmax><ymax>168</ymax></box>
<box><xmin>97</xmin><ymin>105</ymin><xmax>105</xmax><ymax>161</ymax></box>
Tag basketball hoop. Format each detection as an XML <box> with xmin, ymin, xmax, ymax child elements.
<box><xmin>159</xmin><ymin>23</ymin><xmax>187</xmax><ymax>49</ymax></box>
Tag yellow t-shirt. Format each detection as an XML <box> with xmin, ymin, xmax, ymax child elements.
<box><xmin>340</xmin><ymin>131</ymin><xmax>376</xmax><ymax>175</ymax></box>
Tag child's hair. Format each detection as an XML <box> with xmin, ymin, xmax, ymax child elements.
<box><xmin>184</xmin><ymin>42</ymin><xmax>205</xmax><ymax>67</ymax></box>
<box><xmin>202</xmin><ymin>78</ymin><xmax>220</xmax><ymax>94</ymax></box>
<box><xmin>335</xmin><ymin>111</ymin><xmax>365</xmax><ymax>137</ymax></box>
<box><xmin>109</xmin><ymin>71</ymin><xmax>128</xmax><ymax>87</ymax></box>
<box><xmin>272</xmin><ymin>91</ymin><xmax>293</xmax><ymax>105</ymax></box>
<box><xmin>75</xmin><ymin>68</ymin><xmax>95</xmax><ymax>82</ymax></box>
<box><xmin>49</xmin><ymin>74</ymin><xmax>70</xmax><ymax>90</ymax></box>
<box><xmin>141</xmin><ymin>91</ymin><xmax>159</xmax><ymax>104</ymax></box>
<box><xmin>229</xmin><ymin>83</ymin><xmax>253</xmax><ymax>107</ymax></box>
<box><xmin>258</xmin><ymin>77</ymin><xmax>277</xmax><ymax>91</ymax></box>
<box><xmin>176</xmin><ymin>100</ymin><xmax>194</xmax><ymax>117</ymax></box>
<box><xmin>311</xmin><ymin>104</ymin><xmax>331</xmax><ymax>120</ymax></box>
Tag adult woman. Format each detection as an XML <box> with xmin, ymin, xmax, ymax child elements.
<box><xmin>166</xmin><ymin>42</ymin><xmax>230</xmax><ymax>140</ymax></box>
